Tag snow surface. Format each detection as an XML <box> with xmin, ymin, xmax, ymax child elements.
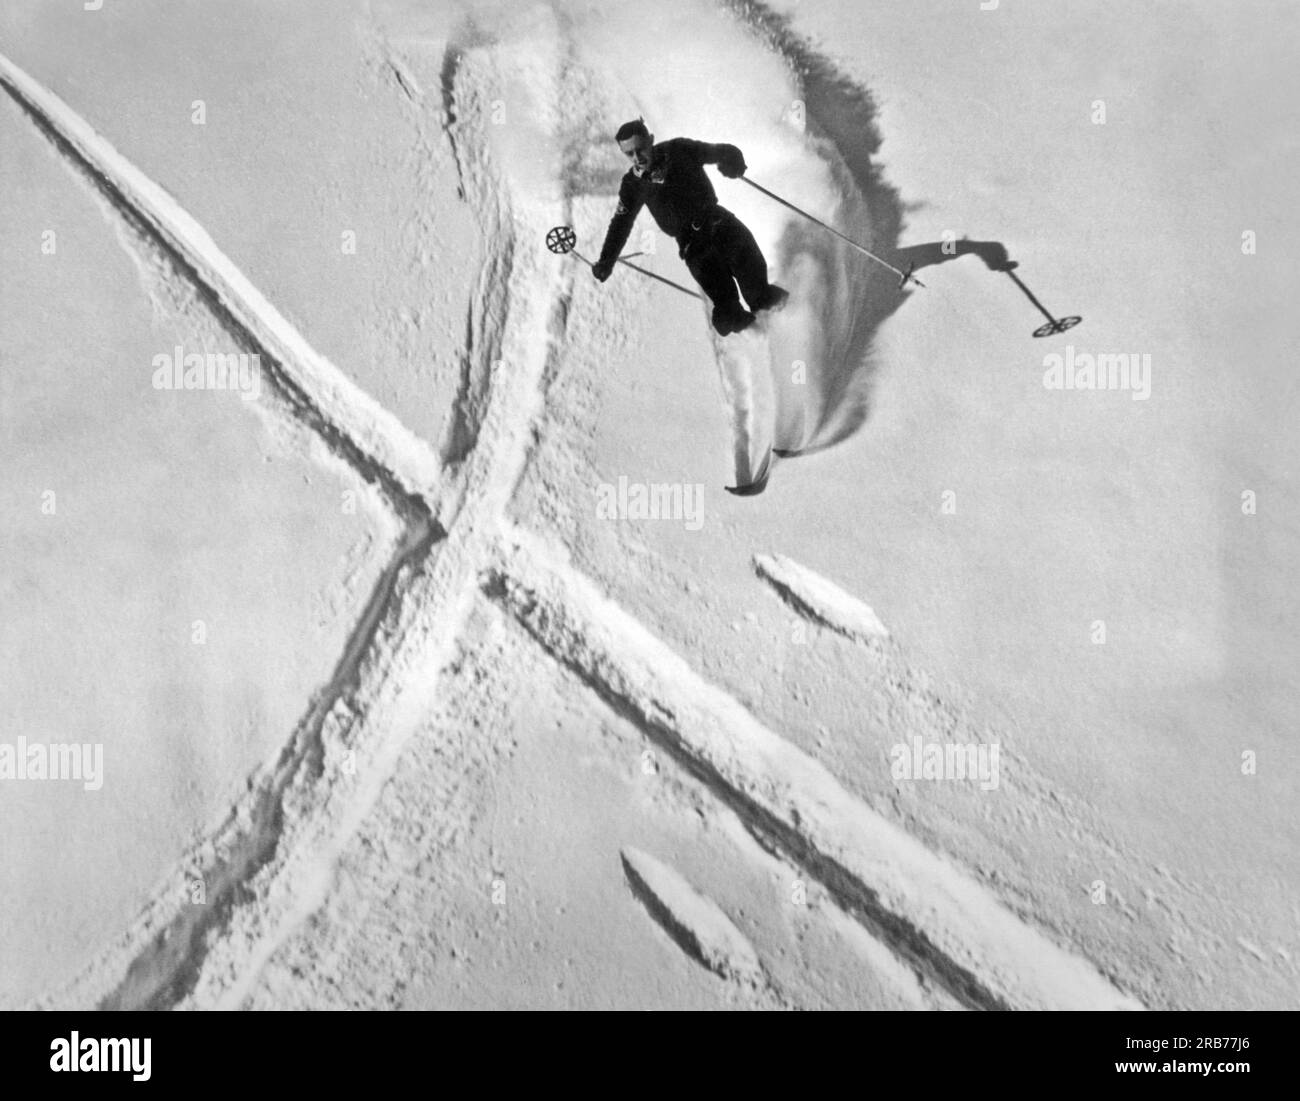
<box><xmin>1</xmin><ymin>0</ymin><xmax>1296</xmax><ymax>1010</ymax></box>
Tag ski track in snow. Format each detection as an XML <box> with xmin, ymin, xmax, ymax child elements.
<box><xmin>488</xmin><ymin>524</ymin><xmax>1140</xmax><ymax>1011</ymax></box>
<box><xmin>3</xmin><ymin>10</ymin><xmax>1150</xmax><ymax>1010</ymax></box>
<box><xmin>0</xmin><ymin>52</ymin><xmax>442</xmax><ymax>516</ymax></box>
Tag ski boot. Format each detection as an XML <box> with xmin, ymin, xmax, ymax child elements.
<box><xmin>749</xmin><ymin>283</ymin><xmax>789</xmax><ymax>313</ymax></box>
<box><xmin>712</xmin><ymin>304</ymin><xmax>756</xmax><ymax>335</ymax></box>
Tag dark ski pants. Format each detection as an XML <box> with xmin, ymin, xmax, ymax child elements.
<box><xmin>679</xmin><ymin>207</ymin><xmax>770</xmax><ymax>327</ymax></box>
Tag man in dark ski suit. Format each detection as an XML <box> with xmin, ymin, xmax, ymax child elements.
<box><xmin>592</xmin><ymin>118</ymin><xmax>787</xmax><ymax>336</ymax></box>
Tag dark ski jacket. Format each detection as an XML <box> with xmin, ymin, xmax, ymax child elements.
<box><xmin>598</xmin><ymin>138</ymin><xmax>745</xmax><ymax>265</ymax></box>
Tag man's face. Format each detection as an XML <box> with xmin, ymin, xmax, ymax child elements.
<box><xmin>619</xmin><ymin>131</ymin><xmax>654</xmax><ymax>173</ymax></box>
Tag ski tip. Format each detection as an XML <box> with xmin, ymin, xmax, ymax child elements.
<box><xmin>772</xmin><ymin>448</ymin><xmax>802</xmax><ymax>459</ymax></box>
<box><xmin>725</xmin><ymin>448</ymin><xmax>774</xmax><ymax>496</ymax></box>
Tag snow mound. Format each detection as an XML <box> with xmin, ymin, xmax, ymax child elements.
<box><xmin>621</xmin><ymin>847</ymin><xmax>765</xmax><ymax>987</ymax></box>
<box><xmin>754</xmin><ymin>553</ymin><xmax>890</xmax><ymax>642</ymax></box>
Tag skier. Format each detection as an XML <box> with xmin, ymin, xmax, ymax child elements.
<box><xmin>591</xmin><ymin>118</ymin><xmax>787</xmax><ymax>335</ymax></box>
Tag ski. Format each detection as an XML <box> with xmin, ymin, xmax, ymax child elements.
<box><xmin>725</xmin><ymin>446</ymin><xmax>774</xmax><ymax>496</ymax></box>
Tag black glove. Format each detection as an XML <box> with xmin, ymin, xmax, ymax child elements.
<box><xmin>717</xmin><ymin>145</ymin><xmax>747</xmax><ymax>179</ymax></box>
<box><xmin>592</xmin><ymin>258</ymin><xmax>613</xmax><ymax>282</ymax></box>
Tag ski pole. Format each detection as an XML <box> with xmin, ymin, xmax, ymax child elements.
<box><xmin>609</xmin><ymin>254</ymin><xmax>703</xmax><ymax>299</ymax></box>
<box><xmin>545</xmin><ymin>226</ymin><xmax>703</xmax><ymax>300</ymax></box>
<box><xmin>739</xmin><ymin>176</ymin><xmax>924</xmax><ymax>290</ymax></box>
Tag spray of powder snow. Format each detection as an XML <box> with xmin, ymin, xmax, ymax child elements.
<box><xmin>448</xmin><ymin>0</ymin><xmax>910</xmax><ymax>469</ymax></box>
